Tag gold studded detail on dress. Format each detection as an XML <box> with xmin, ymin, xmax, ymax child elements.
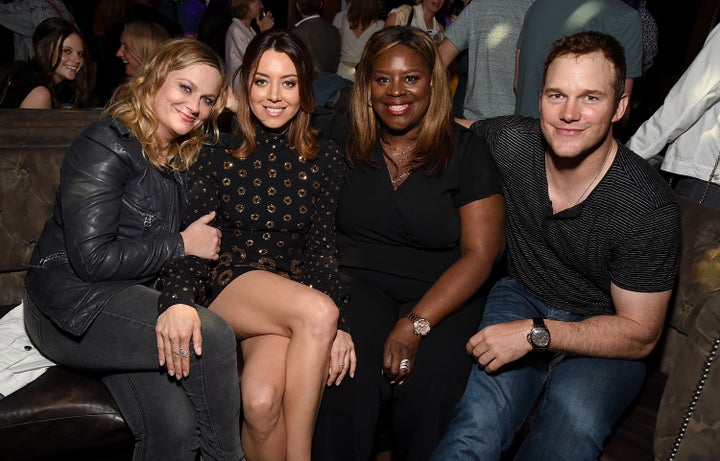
<box><xmin>157</xmin><ymin>129</ymin><xmax>350</xmax><ymax>317</ymax></box>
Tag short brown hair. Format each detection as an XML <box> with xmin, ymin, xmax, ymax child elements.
<box><xmin>229</xmin><ymin>0</ymin><xmax>253</xmax><ymax>19</ymax></box>
<box><xmin>543</xmin><ymin>31</ymin><xmax>627</xmax><ymax>105</ymax></box>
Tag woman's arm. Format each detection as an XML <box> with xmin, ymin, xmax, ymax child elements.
<box><xmin>19</xmin><ymin>85</ymin><xmax>52</xmax><ymax>109</ymax></box>
<box><xmin>157</xmin><ymin>147</ymin><xmax>222</xmax><ymax>312</ymax></box>
<box><xmin>301</xmin><ymin>141</ymin><xmax>350</xmax><ymax>320</ymax></box>
<box><xmin>405</xmin><ymin>194</ymin><xmax>505</xmax><ymax>329</ymax></box>
<box><xmin>382</xmin><ymin>194</ymin><xmax>505</xmax><ymax>383</ymax></box>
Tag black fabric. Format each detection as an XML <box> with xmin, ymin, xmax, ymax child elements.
<box><xmin>0</xmin><ymin>63</ymin><xmax>45</xmax><ymax>108</ymax></box>
<box><xmin>313</xmin><ymin>122</ymin><xmax>502</xmax><ymax>460</ymax></box>
<box><xmin>25</xmin><ymin>117</ymin><xmax>186</xmax><ymax>336</ymax></box>
<box><xmin>335</xmin><ymin>123</ymin><xmax>501</xmax><ymax>285</ymax></box>
<box><xmin>471</xmin><ymin>115</ymin><xmax>680</xmax><ymax>315</ymax></box>
<box><xmin>313</xmin><ymin>269</ymin><xmax>488</xmax><ymax>461</ymax></box>
<box><xmin>156</xmin><ymin>127</ymin><xmax>350</xmax><ymax>323</ymax></box>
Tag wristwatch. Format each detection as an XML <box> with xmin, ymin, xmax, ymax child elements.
<box><xmin>407</xmin><ymin>312</ymin><xmax>431</xmax><ymax>337</ymax></box>
<box><xmin>527</xmin><ymin>317</ymin><xmax>550</xmax><ymax>351</ymax></box>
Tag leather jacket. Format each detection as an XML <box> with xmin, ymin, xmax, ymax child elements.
<box><xmin>25</xmin><ymin>117</ymin><xmax>187</xmax><ymax>336</ymax></box>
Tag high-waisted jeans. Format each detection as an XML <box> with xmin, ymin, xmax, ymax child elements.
<box><xmin>24</xmin><ymin>285</ymin><xmax>243</xmax><ymax>461</ymax></box>
<box><xmin>432</xmin><ymin>277</ymin><xmax>646</xmax><ymax>461</ymax></box>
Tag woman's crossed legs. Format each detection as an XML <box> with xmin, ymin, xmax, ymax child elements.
<box><xmin>210</xmin><ymin>270</ymin><xmax>339</xmax><ymax>461</ymax></box>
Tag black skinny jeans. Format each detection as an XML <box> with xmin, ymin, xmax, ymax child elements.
<box><xmin>24</xmin><ymin>285</ymin><xmax>243</xmax><ymax>461</ymax></box>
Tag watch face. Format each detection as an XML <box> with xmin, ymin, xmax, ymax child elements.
<box><xmin>414</xmin><ymin>318</ymin><xmax>431</xmax><ymax>336</ymax></box>
<box><xmin>531</xmin><ymin>328</ymin><xmax>550</xmax><ymax>348</ymax></box>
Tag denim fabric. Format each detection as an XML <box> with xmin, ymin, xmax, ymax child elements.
<box><xmin>432</xmin><ymin>278</ymin><xmax>646</xmax><ymax>461</ymax></box>
<box><xmin>674</xmin><ymin>177</ymin><xmax>720</xmax><ymax>209</ymax></box>
<box><xmin>24</xmin><ymin>285</ymin><xmax>242</xmax><ymax>461</ymax></box>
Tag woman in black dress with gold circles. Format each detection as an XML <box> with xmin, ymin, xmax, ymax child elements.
<box><xmin>158</xmin><ymin>30</ymin><xmax>354</xmax><ymax>461</ymax></box>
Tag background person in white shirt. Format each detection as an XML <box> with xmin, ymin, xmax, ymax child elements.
<box><xmin>627</xmin><ymin>22</ymin><xmax>720</xmax><ymax>208</ymax></box>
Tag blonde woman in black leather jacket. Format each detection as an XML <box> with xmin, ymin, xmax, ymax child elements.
<box><xmin>24</xmin><ymin>38</ymin><xmax>244</xmax><ymax>461</ymax></box>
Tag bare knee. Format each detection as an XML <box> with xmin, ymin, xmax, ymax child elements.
<box><xmin>295</xmin><ymin>291</ymin><xmax>339</xmax><ymax>341</ymax></box>
<box><xmin>242</xmin><ymin>380</ymin><xmax>283</xmax><ymax>440</ymax></box>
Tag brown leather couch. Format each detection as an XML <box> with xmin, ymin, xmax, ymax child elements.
<box><xmin>0</xmin><ymin>109</ymin><xmax>718</xmax><ymax>460</ymax></box>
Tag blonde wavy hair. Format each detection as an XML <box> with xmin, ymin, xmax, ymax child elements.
<box><xmin>105</xmin><ymin>37</ymin><xmax>227</xmax><ymax>172</ymax></box>
<box><xmin>348</xmin><ymin>26</ymin><xmax>453</xmax><ymax>175</ymax></box>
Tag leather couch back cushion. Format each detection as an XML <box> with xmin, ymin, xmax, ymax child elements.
<box><xmin>0</xmin><ymin>109</ymin><xmax>101</xmax><ymax>306</ymax></box>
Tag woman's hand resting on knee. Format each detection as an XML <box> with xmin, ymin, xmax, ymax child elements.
<box><xmin>156</xmin><ymin>304</ymin><xmax>203</xmax><ymax>379</ymax></box>
<box><xmin>327</xmin><ymin>330</ymin><xmax>356</xmax><ymax>386</ymax></box>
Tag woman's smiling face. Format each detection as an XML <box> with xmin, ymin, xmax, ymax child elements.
<box><xmin>52</xmin><ymin>33</ymin><xmax>85</xmax><ymax>83</ymax></box>
<box><xmin>152</xmin><ymin>64</ymin><xmax>222</xmax><ymax>149</ymax></box>
<box><xmin>248</xmin><ymin>49</ymin><xmax>301</xmax><ymax>133</ymax></box>
<box><xmin>370</xmin><ymin>44</ymin><xmax>432</xmax><ymax>136</ymax></box>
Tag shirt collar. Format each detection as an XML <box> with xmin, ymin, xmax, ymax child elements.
<box><xmin>295</xmin><ymin>15</ymin><xmax>320</xmax><ymax>27</ymax></box>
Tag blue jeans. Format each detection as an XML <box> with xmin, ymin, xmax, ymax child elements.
<box><xmin>673</xmin><ymin>176</ymin><xmax>720</xmax><ymax>209</ymax></box>
<box><xmin>24</xmin><ymin>285</ymin><xmax>243</xmax><ymax>461</ymax></box>
<box><xmin>432</xmin><ymin>278</ymin><xmax>646</xmax><ymax>461</ymax></box>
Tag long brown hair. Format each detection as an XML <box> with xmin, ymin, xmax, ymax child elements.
<box><xmin>230</xmin><ymin>29</ymin><xmax>319</xmax><ymax>160</ymax></box>
<box><xmin>348</xmin><ymin>26</ymin><xmax>453</xmax><ymax>175</ymax></box>
<box><xmin>105</xmin><ymin>38</ymin><xmax>227</xmax><ymax>172</ymax></box>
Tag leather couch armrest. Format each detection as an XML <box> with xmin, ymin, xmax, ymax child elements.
<box><xmin>654</xmin><ymin>292</ymin><xmax>720</xmax><ymax>460</ymax></box>
<box><xmin>668</xmin><ymin>198</ymin><xmax>720</xmax><ymax>336</ymax></box>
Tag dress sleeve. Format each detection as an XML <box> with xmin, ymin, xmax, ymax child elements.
<box><xmin>301</xmin><ymin>140</ymin><xmax>351</xmax><ymax>331</ymax></box>
<box><xmin>156</xmin><ymin>147</ymin><xmax>218</xmax><ymax>312</ymax></box>
<box><xmin>452</xmin><ymin>125</ymin><xmax>503</xmax><ymax>208</ymax></box>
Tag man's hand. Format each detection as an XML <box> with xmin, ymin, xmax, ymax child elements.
<box><xmin>466</xmin><ymin>319</ymin><xmax>533</xmax><ymax>373</ymax></box>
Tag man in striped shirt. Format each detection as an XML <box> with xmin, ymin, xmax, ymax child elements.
<box><xmin>433</xmin><ymin>31</ymin><xmax>680</xmax><ymax>460</ymax></box>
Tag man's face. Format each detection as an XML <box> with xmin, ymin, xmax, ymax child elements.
<box><xmin>540</xmin><ymin>52</ymin><xmax>627</xmax><ymax>159</ymax></box>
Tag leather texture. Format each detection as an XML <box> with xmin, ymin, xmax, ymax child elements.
<box><xmin>653</xmin><ymin>198</ymin><xmax>720</xmax><ymax>460</ymax></box>
<box><xmin>0</xmin><ymin>109</ymin><xmax>101</xmax><ymax>307</ymax></box>
<box><xmin>24</xmin><ymin>116</ymin><xmax>186</xmax><ymax>336</ymax></box>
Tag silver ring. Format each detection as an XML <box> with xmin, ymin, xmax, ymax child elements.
<box><xmin>178</xmin><ymin>347</ymin><xmax>189</xmax><ymax>358</ymax></box>
<box><xmin>338</xmin><ymin>363</ymin><xmax>345</xmax><ymax>369</ymax></box>
<box><xmin>399</xmin><ymin>358</ymin><xmax>410</xmax><ymax>370</ymax></box>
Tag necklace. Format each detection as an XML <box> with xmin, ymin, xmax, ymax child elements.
<box><xmin>547</xmin><ymin>143</ymin><xmax>613</xmax><ymax>208</ymax></box>
<box><xmin>380</xmin><ymin>139</ymin><xmax>415</xmax><ymax>189</ymax></box>
<box><xmin>380</xmin><ymin>138</ymin><xmax>416</xmax><ymax>157</ymax></box>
